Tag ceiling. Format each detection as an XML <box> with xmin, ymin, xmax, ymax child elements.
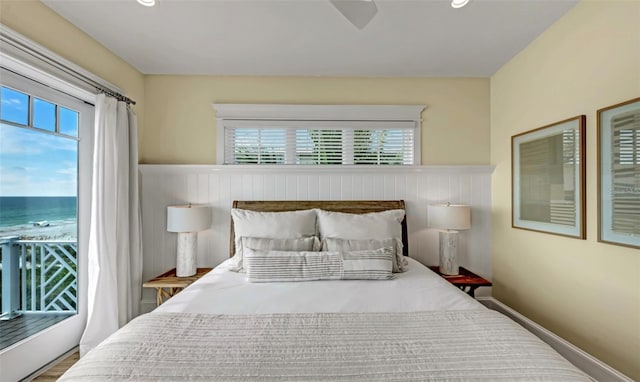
<box><xmin>41</xmin><ymin>0</ymin><xmax>578</xmax><ymax>77</ymax></box>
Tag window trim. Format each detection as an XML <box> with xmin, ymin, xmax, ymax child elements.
<box><xmin>1</xmin><ymin>24</ymin><xmax>123</xmax><ymax>104</ymax></box>
<box><xmin>1</xmin><ymin>83</ymin><xmax>81</xmax><ymax>140</ymax></box>
<box><xmin>212</xmin><ymin>104</ymin><xmax>426</xmax><ymax>165</ymax></box>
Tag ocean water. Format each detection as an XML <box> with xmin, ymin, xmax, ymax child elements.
<box><xmin>0</xmin><ymin>196</ymin><xmax>77</xmax><ymax>228</ymax></box>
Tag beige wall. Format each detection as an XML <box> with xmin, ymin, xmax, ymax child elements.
<box><xmin>6</xmin><ymin>0</ymin><xmax>638</xmax><ymax>378</ymax></box>
<box><xmin>1</xmin><ymin>2</ymin><xmax>490</xmax><ymax>166</ymax></box>
<box><xmin>0</xmin><ymin>0</ymin><xmax>145</xmax><ymax>140</ymax></box>
<box><xmin>142</xmin><ymin>76</ymin><xmax>489</xmax><ymax>164</ymax></box>
<box><xmin>491</xmin><ymin>1</ymin><xmax>640</xmax><ymax>379</ymax></box>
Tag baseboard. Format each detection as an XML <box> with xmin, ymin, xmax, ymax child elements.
<box><xmin>21</xmin><ymin>346</ymin><xmax>78</xmax><ymax>382</ymax></box>
<box><xmin>476</xmin><ymin>297</ymin><xmax>633</xmax><ymax>382</ymax></box>
<box><xmin>140</xmin><ymin>299</ymin><xmax>157</xmax><ymax>314</ymax></box>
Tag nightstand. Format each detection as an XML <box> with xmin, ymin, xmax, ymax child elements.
<box><xmin>143</xmin><ymin>268</ymin><xmax>212</xmax><ymax>306</ymax></box>
<box><xmin>428</xmin><ymin>266</ymin><xmax>491</xmax><ymax>298</ymax></box>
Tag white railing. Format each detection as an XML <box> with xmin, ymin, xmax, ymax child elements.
<box><xmin>1</xmin><ymin>237</ymin><xmax>77</xmax><ymax>319</ymax></box>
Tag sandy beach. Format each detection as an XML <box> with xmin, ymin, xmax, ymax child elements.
<box><xmin>0</xmin><ymin>220</ymin><xmax>77</xmax><ymax>241</ymax></box>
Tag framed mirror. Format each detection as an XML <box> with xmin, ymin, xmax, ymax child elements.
<box><xmin>512</xmin><ymin>116</ymin><xmax>586</xmax><ymax>238</ymax></box>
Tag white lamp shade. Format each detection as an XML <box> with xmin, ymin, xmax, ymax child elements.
<box><xmin>167</xmin><ymin>205</ymin><xmax>212</xmax><ymax>232</ymax></box>
<box><xmin>428</xmin><ymin>204</ymin><xmax>471</xmax><ymax>230</ymax></box>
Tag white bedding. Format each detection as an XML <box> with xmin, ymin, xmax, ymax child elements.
<box><xmin>60</xmin><ymin>310</ymin><xmax>592</xmax><ymax>381</ymax></box>
<box><xmin>156</xmin><ymin>257</ymin><xmax>481</xmax><ymax>315</ymax></box>
<box><xmin>60</xmin><ymin>258</ymin><xmax>593</xmax><ymax>381</ymax></box>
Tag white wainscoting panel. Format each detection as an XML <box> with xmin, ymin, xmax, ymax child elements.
<box><xmin>139</xmin><ymin>165</ymin><xmax>494</xmax><ymax>312</ymax></box>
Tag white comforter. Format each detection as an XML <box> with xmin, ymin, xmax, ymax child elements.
<box><xmin>156</xmin><ymin>258</ymin><xmax>480</xmax><ymax>315</ymax></box>
<box><xmin>60</xmin><ymin>309</ymin><xmax>591</xmax><ymax>381</ymax></box>
<box><xmin>60</xmin><ymin>259</ymin><xmax>593</xmax><ymax>381</ymax></box>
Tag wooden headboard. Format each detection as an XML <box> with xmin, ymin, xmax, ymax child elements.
<box><xmin>230</xmin><ymin>200</ymin><xmax>408</xmax><ymax>258</ymax></box>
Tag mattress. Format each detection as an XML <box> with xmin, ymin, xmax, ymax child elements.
<box><xmin>60</xmin><ymin>259</ymin><xmax>593</xmax><ymax>381</ymax></box>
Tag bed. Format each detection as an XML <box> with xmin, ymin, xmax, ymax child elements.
<box><xmin>59</xmin><ymin>200</ymin><xmax>593</xmax><ymax>381</ymax></box>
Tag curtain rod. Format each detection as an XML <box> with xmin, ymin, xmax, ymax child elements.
<box><xmin>0</xmin><ymin>24</ymin><xmax>136</xmax><ymax>105</ymax></box>
<box><xmin>97</xmin><ymin>86</ymin><xmax>136</xmax><ymax>105</ymax></box>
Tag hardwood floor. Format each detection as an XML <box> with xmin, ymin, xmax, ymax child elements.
<box><xmin>32</xmin><ymin>351</ymin><xmax>79</xmax><ymax>381</ymax></box>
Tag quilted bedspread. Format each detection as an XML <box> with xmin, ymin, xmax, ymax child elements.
<box><xmin>60</xmin><ymin>309</ymin><xmax>592</xmax><ymax>381</ymax></box>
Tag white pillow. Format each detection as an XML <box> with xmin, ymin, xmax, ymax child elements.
<box><xmin>229</xmin><ymin>208</ymin><xmax>317</xmax><ymax>271</ymax></box>
<box><xmin>316</xmin><ymin>209</ymin><xmax>408</xmax><ymax>272</ymax></box>
<box><xmin>228</xmin><ymin>236</ymin><xmax>320</xmax><ymax>272</ymax></box>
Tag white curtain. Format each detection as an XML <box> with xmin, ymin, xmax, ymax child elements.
<box><xmin>79</xmin><ymin>94</ymin><xmax>143</xmax><ymax>356</ymax></box>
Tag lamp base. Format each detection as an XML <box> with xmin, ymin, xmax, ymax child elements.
<box><xmin>438</xmin><ymin>230</ymin><xmax>459</xmax><ymax>276</ymax></box>
<box><xmin>176</xmin><ymin>232</ymin><xmax>197</xmax><ymax>277</ymax></box>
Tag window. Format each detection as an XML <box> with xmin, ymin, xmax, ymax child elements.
<box><xmin>214</xmin><ymin>104</ymin><xmax>425</xmax><ymax>165</ymax></box>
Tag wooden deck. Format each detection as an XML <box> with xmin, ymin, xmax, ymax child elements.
<box><xmin>0</xmin><ymin>312</ymin><xmax>75</xmax><ymax>350</ymax></box>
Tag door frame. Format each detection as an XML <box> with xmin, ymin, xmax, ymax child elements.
<box><xmin>0</xmin><ymin>68</ymin><xmax>94</xmax><ymax>381</ymax></box>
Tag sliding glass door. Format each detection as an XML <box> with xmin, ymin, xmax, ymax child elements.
<box><xmin>0</xmin><ymin>68</ymin><xmax>93</xmax><ymax>381</ymax></box>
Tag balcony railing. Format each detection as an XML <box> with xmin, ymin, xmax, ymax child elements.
<box><xmin>1</xmin><ymin>237</ymin><xmax>77</xmax><ymax>320</ymax></box>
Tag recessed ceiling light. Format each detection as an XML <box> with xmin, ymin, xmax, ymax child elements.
<box><xmin>451</xmin><ymin>0</ymin><xmax>470</xmax><ymax>9</ymax></box>
<box><xmin>137</xmin><ymin>0</ymin><xmax>156</xmax><ymax>7</ymax></box>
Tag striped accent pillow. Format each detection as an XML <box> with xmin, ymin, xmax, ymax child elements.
<box><xmin>244</xmin><ymin>247</ymin><xmax>394</xmax><ymax>282</ymax></box>
<box><xmin>322</xmin><ymin>237</ymin><xmax>407</xmax><ymax>273</ymax></box>
<box><xmin>244</xmin><ymin>249</ymin><xmax>343</xmax><ymax>282</ymax></box>
<box><xmin>342</xmin><ymin>247</ymin><xmax>395</xmax><ymax>280</ymax></box>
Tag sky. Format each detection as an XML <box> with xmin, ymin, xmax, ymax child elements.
<box><xmin>0</xmin><ymin>87</ymin><xmax>78</xmax><ymax>197</ymax></box>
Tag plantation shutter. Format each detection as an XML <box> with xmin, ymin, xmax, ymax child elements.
<box><xmin>224</xmin><ymin>127</ymin><xmax>288</xmax><ymax>164</ymax></box>
<box><xmin>610</xmin><ymin>108</ymin><xmax>640</xmax><ymax>235</ymax></box>
<box><xmin>223</xmin><ymin>120</ymin><xmax>415</xmax><ymax>165</ymax></box>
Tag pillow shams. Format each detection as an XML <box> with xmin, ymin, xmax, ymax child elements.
<box><xmin>317</xmin><ymin>208</ymin><xmax>408</xmax><ymax>272</ymax></box>
<box><xmin>229</xmin><ymin>208</ymin><xmax>317</xmax><ymax>271</ymax></box>
<box><xmin>243</xmin><ymin>236</ymin><xmax>321</xmax><ymax>252</ymax></box>
<box><xmin>228</xmin><ymin>236</ymin><xmax>320</xmax><ymax>272</ymax></box>
<box><xmin>244</xmin><ymin>247</ymin><xmax>394</xmax><ymax>282</ymax></box>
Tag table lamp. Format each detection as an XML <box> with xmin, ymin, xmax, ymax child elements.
<box><xmin>428</xmin><ymin>203</ymin><xmax>471</xmax><ymax>276</ymax></box>
<box><xmin>167</xmin><ymin>204</ymin><xmax>212</xmax><ymax>277</ymax></box>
